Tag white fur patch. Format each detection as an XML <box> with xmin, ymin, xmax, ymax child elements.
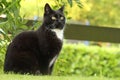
<box><xmin>49</xmin><ymin>55</ymin><xmax>58</xmax><ymax>68</ymax></box>
<box><xmin>51</xmin><ymin>29</ymin><xmax>64</xmax><ymax>40</ymax></box>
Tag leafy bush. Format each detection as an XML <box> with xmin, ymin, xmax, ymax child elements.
<box><xmin>53</xmin><ymin>43</ymin><xmax>120</xmax><ymax>77</ymax></box>
<box><xmin>0</xmin><ymin>0</ymin><xmax>29</xmax><ymax>41</ymax></box>
<box><xmin>0</xmin><ymin>40</ymin><xmax>8</xmax><ymax>70</ymax></box>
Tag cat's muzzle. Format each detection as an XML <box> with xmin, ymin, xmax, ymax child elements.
<box><xmin>54</xmin><ymin>23</ymin><xmax>65</xmax><ymax>29</ymax></box>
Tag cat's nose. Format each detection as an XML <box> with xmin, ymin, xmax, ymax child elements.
<box><xmin>56</xmin><ymin>19</ymin><xmax>61</xmax><ymax>23</ymax></box>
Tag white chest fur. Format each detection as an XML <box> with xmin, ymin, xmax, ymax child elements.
<box><xmin>51</xmin><ymin>29</ymin><xmax>64</xmax><ymax>41</ymax></box>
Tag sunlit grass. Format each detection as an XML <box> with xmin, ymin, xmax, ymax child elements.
<box><xmin>0</xmin><ymin>73</ymin><xmax>118</xmax><ymax>80</ymax></box>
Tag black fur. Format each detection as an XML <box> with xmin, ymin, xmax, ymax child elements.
<box><xmin>4</xmin><ymin>3</ymin><xmax>65</xmax><ymax>75</ymax></box>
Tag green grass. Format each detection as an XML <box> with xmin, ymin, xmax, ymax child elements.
<box><xmin>0</xmin><ymin>74</ymin><xmax>119</xmax><ymax>80</ymax></box>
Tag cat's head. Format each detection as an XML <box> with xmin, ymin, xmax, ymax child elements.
<box><xmin>43</xmin><ymin>3</ymin><xmax>65</xmax><ymax>30</ymax></box>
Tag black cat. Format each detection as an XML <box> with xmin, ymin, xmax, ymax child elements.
<box><xmin>4</xmin><ymin>3</ymin><xmax>66</xmax><ymax>75</ymax></box>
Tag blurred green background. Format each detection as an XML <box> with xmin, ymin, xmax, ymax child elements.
<box><xmin>0</xmin><ymin>0</ymin><xmax>120</xmax><ymax>78</ymax></box>
<box><xmin>20</xmin><ymin>0</ymin><xmax>120</xmax><ymax>27</ymax></box>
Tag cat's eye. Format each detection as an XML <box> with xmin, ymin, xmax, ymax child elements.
<box><xmin>60</xmin><ymin>17</ymin><xmax>64</xmax><ymax>20</ymax></box>
<box><xmin>51</xmin><ymin>16</ymin><xmax>56</xmax><ymax>20</ymax></box>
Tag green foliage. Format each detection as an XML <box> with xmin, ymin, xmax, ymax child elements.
<box><xmin>20</xmin><ymin>0</ymin><xmax>120</xmax><ymax>27</ymax></box>
<box><xmin>67</xmin><ymin>0</ymin><xmax>120</xmax><ymax>27</ymax></box>
<box><xmin>53</xmin><ymin>43</ymin><xmax>120</xmax><ymax>77</ymax></box>
<box><xmin>87</xmin><ymin>0</ymin><xmax>120</xmax><ymax>27</ymax></box>
<box><xmin>20</xmin><ymin>0</ymin><xmax>82</xmax><ymax>20</ymax></box>
<box><xmin>0</xmin><ymin>0</ymin><xmax>29</xmax><ymax>41</ymax></box>
<box><xmin>0</xmin><ymin>40</ymin><xmax>7</xmax><ymax>70</ymax></box>
<box><xmin>67</xmin><ymin>0</ymin><xmax>73</xmax><ymax>7</ymax></box>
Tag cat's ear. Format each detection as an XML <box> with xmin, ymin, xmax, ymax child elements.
<box><xmin>44</xmin><ymin>3</ymin><xmax>52</xmax><ymax>14</ymax></box>
<box><xmin>58</xmin><ymin>5</ymin><xmax>64</xmax><ymax>13</ymax></box>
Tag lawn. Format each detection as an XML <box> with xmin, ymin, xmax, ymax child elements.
<box><xmin>0</xmin><ymin>74</ymin><xmax>119</xmax><ymax>80</ymax></box>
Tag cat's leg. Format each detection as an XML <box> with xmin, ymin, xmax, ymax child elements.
<box><xmin>48</xmin><ymin>63</ymin><xmax>55</xmax><ymax>75</ymax></box>
<box><xmin>48</xmin><ymin>55</ymin><xmax>58</xmax><ymax>75</ymax></box>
